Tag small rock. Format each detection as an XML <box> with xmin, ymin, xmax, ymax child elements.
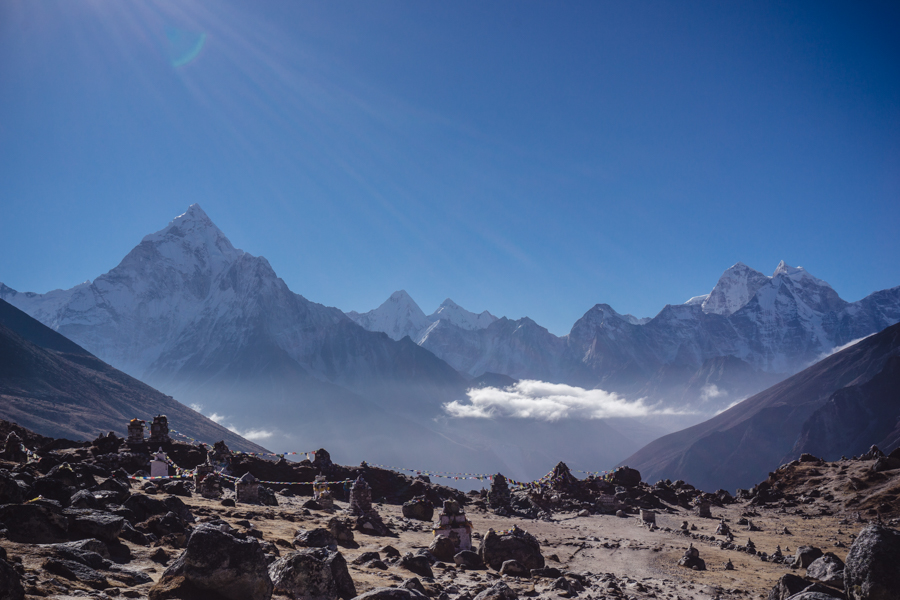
<box><xmin>401</xmin><ymin>553</ymin><xmax>434</xmax><ymax>579</ymax></box>
<box><xmin>473</xmin><ymin>581</ymin><xmax>518</xmax><ymax>600</ymax></box>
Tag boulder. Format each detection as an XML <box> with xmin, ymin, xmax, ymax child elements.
<box><xmin>54</xmin><ymin>538</ymin><xmax>111</xmax><ymax>560</ymax></box>
<box><xmin>0</xmin><ymin>503</ymin><xmax>68</xmax><ymax>543</ymax></box>
<box><xmin>328</xmin><ymin>518</ymin><xmax>356</xmax><ymax>546</ymax></box>
<box><xmin>473</xmin><ymin>582</ymin><xmax>518</xmax><ymax>600</ymax></box>
<box><xmin>295</xmin><ymin>528</ymin><xmax>338</xmax><ymax>550</ymax></box>
<box><xmin>793</xmin><ymin>546</ymin><xmax>824</xmax><ymax>569</ymax></box>
<box><xmin>530</xmin><ymin>567</ymin><xmax>562</xmax><ymax>579</ymax></box>
<box><xmin>352</xmin><ymin>552</ymin><xmax>381</xmax><ymax>565</ymax></box>
<box><xmin>499</xmin><ymin>560</ymin><xmax>530</xmax><ymax>577</ymax></box>
<box><xmin>429</xmin><ymin>535</ymin><xmax>457</xmax><ymax>563</ymax></box>
<box><xmin>355</xmin><ymin>512</ymin><xmax>392</xmax><ymax>537</ymax></box>
<box><xmin>269</xmin><ymin>548</ymin><xmax>355</xmax><ymax>600</ymax></box>
<box><xmin>32</xmin><ymin>476</ymin><xmax>75</xmax><ymax>505</ymax></box>
<box><xmin>139</xmin><ymin>511</ymin><xmax>189</xmax><ymax>547</ymax></box>
<box><xmin>123</xmin><ymin>493</ymin><xmax>170</xmax><ymax>523</ymax></box>
<box><xmin>149</xmin><ymin>523</ymin><xmax>273</xmax><ymax>600</ymax></box>
<box><xmin>611</xmin><ymin>467</ymin><xmax>641</xmax><ymax>487</ymax></box>
<box><xmin>94</xmin><ymin>476</ymin><xmax>131</xmax><ymax>502</ymax></box>
<box><xmin>163</xmin><ymin>481</ymin><xmax>191</xmax><ymax>497</ymax></box>
<box><xmin>453</xmin><ymin>550</ymin><xmax>483</xmax><ymax>569</ymax></box>
<box><xmin>352</xmin><ymin>588</ymin><xmax>427</xmax><ymax>600</ymax></box>
<box><xmin>63</xmin><ymin>508</ymin><xmax>125</xmax><ymax>543</ymax></box>
<box><xmin>401</xmin><ymin>577</ymin><xmax>429</xmax><ymax>597</ymax></box>
<box><xmin>402</xmin><ymin>497</ymin><xmax>434</xmax><ymax>521</ymax></box>
<box><xmin>0</xmin><ymin>557</ymin><xmax>25</xmax><ymax>600</ymax></box>
<box><xmin>0</xmin><ymin>470</ymin><xmax>26</xmax><ymax>505</ymax></box>
<box><xmin>43</xmin><ymin>557</ymin><xmax>110</xmax><ymax>589</ymax></box>
<box><xmin>478</xmin><ymin>526</ymin><xmax>544</xmax><ymax>571</ymax></box>
<box><xmin>324</xmin><ymin>549</ymin><xmax>356</xmax><ymax>599</ymax></box>
<box><xmin>767</xmin><ymin>574</ymin><xmax>809</xmax><ymax>600</ymax></box>
<box><xmin>162</xmin><ymin>495</ymin><xmax>195</xmax><ymax>523</ymax></box>
<box><xmin>806</xmin><ymin>553</ymin><xmax>845</xmax><ymax>585</ymax></box>
<box><xmin>401</xmin><ymin>553</ymin><xmax>434</xmax><ymax>579</ymax></box>
<box><xmin>259</xmin><ymin>486</ymin><xmax>278</xmax><ymax>507</ymax></box>
<box><xmin>844</xmin><ymin>523</ymin><xmax>900</xmax><ymax>600</ymax></box>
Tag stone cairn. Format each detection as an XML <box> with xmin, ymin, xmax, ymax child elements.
<box><xmin>194</xmin><ymin>457</ymin><xmax>222</xmax><ymax>499</ymax></box>
<box><xmin>148</xmin><ymin>415</ymin><xmax>170</xmax><ymax>444</ymax></box>
<box><xmin>1</xmin><ymin>431</ymin><xmax>27</xmax><ymax>463</ymax></box>
<box><xmin>150</xmin><ymin>448</ymin><xmax>169</xmax><ymax>478</ymax></box>
<box><xmin>640</xmin><ymin>509</ymin><xmax>657</xmax><ymax>527</ymax></box>
<box><xmin>312</xmin><ymin>448</ymin><xmax>333</xmax><ymax>472</ymax></box>
<box><xmin>349</xmin><ymin>476</ymin><xmax>373</xmax><ymax>516</ymax></box>
<box><xmin>549</xmin><ymin>461</ymin><xmax>579</xmax><ymax>493</ymax></box>
<box><xmin>677</xmin><ymin>544</ymin><xmax>706</xmax><ymax>570</ymax></box>
<box><xmin>433</xmin><ymin>499</ymin><xmax>473</xmax><ymax>553</ymax></box>
<box><xmin>716</xmin><ymin>520</ymin><xmax>731</xmax><ymax>536</ymax></box>
<box><xmin>236</xmin><ymin>472</ymin><xmax>260</xmax><ymax>504</ymax></box>
<box><xmin>313</xmin><ymin>475</ymin><xmax>335</xmax><ymax>510</ymax></box>
<box><xmin>349</xmin><ymin>476</ymin><xmax>390</xmax><ymax>536</ymax></box>
<box><xmin>694</xmin><ymin>500</ymin><xmax>712</xmax><ymax>518</ymax></box>
<box><xmin>127</xmin><ymin>418</ymin><xmax>146</xmax><ymax>447</ymax></box>
<box><xmin>488</xmin><ymin>473</ymin><xmax>511</xmax><ymax>511</ymax></box>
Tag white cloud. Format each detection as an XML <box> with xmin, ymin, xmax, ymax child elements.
<box><xmin>699</xmin><ymin>384</ymin><xmax>727</xmax><ymax>402</ymax></box>
<box><xmin>198</xmin><ymin>410</ymin><xmax>274</xmax><ymax>443</ymax></box>
<box><xmin>189</xmin><ymin>403</ymin><xmax>204</xmax><ymax>412</ymax></box>
<box><xmin>714</xmin><ymin>396</ymin><xmax>748</xmax><ymax>415</ymax></box>
<box><xmin>818</xmin><ymin>334</ymin><xmax>875</xmax><ymax>361</ymax></box>
<box><xmin>443</xmin><ymin>380</ymin><xmax>685</xmax><ymax>421</ymax></box>
<box><xmin>230</xmin><ymin>428</ymin><xmax>274</xmax><ymax>441</ymax></box>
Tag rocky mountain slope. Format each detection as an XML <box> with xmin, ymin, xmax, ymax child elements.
<box><xmin>620</xmin><ymin>321</ymin><xmax>900</xmax><ymax>492</ymax></box>
<box><xmin>0</xmin><ymin>299</ymin><xmax>265</xmax><ymax>452</ymax></box>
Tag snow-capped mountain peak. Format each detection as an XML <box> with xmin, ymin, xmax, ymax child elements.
<box><xmin>137</xmin><ymin>204</ymin><xmax>243</xmax><ymax>277</ymax></box>
<box><xmin>348</xmin><ymin>290</ymin><xmax>430</xmax><ymax>341</ymax></box>
<box><xmin>428</xmin><ymin>299</ymin><xmax>497</xmax><ymax>331</ymax></box>
<box><xmin>772</xmin><ymin>261</ymin><xmax>833</xmax><ymax>288</ymax></box>
<box><xmin>701</xmin><ymin>262</ymin><xmax>771</xmax><ymax>316</ymax></box>
<box><xmin>764</xmin><ymin>261</ymin><xmax>845</xmax><ymax>315</ymax></box>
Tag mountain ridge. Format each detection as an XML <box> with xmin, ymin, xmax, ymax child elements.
<box><xmin>619</xmin><ymin>320</ymin><xmax>900</xmax><ymax>492</ymax></box>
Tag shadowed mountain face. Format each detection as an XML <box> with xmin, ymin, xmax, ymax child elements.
<box><xmin>0</xmin><ymin>299</ymin><xmax>266</xmax><ymax>451</ymax></box>
<box><xmin>620</xmin><ymin>322</ymin><xmax>900</xmax><ymax>493</ymax></box>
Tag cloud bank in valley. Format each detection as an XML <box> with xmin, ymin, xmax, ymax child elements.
<box><xmin>444</xmin><ymin>380</ymin><xmax>685</xmax><ymax>421</ymax></box>
<box><xmin>205</xmin><ymin>411</ymin><xmax>274</xmax><ymax>442</ymax></box>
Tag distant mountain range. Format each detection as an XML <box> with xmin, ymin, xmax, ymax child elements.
<box><xmin>621</xmin><ymin>321</ymin><xmax>900</xmax><ymax>492</ymax></box>
<box><xmin>0</xmin><ymin>298</ymin><xmax>265</xmax><ymax>452</ymax></box>
<box><xmin>348</xmin><ymin>262</ymin><xmax>900</xmax><ymax>412</ymax></box>
<box><xmin>2</xmin><ymin>204</ymin><xmax>899</xmax><ymax>483</ymax></box>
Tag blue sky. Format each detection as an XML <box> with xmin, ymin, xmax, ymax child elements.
<box><xmin>1</xmin><ymin>1</ymin><xmax>898</xmax><ymax>335</ymax></box>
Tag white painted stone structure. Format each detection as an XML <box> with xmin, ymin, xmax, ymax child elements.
<box><xmin>433</xmin><ymin>499</ymin><xmax>473</xmax><ymax>553</ymax></box>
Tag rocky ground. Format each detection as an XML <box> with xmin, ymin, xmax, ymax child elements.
<box><xmin>1</xmin><ymin>425</ymin><xmax>899</xmax><ymax>600</ymax></box>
